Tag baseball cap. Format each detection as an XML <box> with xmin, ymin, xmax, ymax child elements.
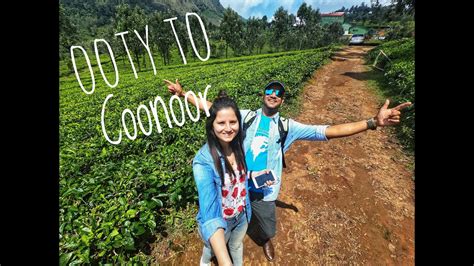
<box><xmin>264</xmin><ymin>81</ymin><xmax>285</xmax><ymax>96</ymax></box>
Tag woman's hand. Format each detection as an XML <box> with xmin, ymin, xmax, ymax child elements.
<box><xmin>164</xmin><ymin>79</ymin><xmax>184</xmax><ymax>97</ymax></box>
<box><xmin>209</xmin><ymin>229</ymin><xmax>233</xmax><ymax>266</ymax></box>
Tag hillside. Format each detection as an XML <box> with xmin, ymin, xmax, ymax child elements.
<box><xmin>152</xmin><ymin>0</ymin><xmax>225</xmax><ymax>25</ymax></box>
<box><xmin>60</xmin><ymin>0</ymin><xmax>225</xmax><ymax>39</ymax></box>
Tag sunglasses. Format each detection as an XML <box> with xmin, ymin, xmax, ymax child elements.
<box><xmin>265</xmin><ymin>88</ymin><xmax>283</xmax><ymax>97</ymax></box>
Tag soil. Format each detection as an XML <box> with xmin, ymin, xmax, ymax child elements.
<box><xmin>152</xmin><ymin>45</ymin><xmax>415</xmax><ymax>265</ymax></box>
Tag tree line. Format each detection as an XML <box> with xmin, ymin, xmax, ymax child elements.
<box><xmin>338</xmin><ymin>0</ymin><xmax>414</xmax><ymax>24</ymax></box>
<box><xmin>60</xmin><ymin>0</ymin><xmax>414</xmax><ymax>71</ymax></box>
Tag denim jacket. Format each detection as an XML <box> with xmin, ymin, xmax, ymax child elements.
<box><xmin>241</xmin><ymin>108</ymin><xmax>329</xmax><ymax>201</ymax></box>
<box><xmin>192</xmin><ymin>143</ymin><xmax>252</xmax><ymax>247</ymax></box>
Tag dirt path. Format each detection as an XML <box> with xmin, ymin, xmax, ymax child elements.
<box><xmin>155</xmin><ymin>45</ymin><xmax>415</xmax><ymax>265</ymax></box>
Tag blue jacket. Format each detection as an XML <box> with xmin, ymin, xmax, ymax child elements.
<box><xmin>241</xmin><ymin>108</ymin><xmax>329</xmax><ymax>201</ymax></box>
<box><xmin>192</xmin><ymin>143</ymin><xmax>252</xmax><ymax>247</ymax></box>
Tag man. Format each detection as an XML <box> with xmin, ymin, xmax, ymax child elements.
<box><xmin>164</xmin><ymin>79</ymin><xmax>411</xmax><ymax>261</ymax></box>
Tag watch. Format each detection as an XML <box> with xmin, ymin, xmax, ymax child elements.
<box><xmin>367</xmin><ymin>117</ymin><xmax>377</xmax><ymax>130</ymax></box>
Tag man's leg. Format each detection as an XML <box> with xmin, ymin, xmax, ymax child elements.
<box><xmin>248</xmin><ymin>192</ymin><xmax>277</xmax><ymax>261</ymax></box>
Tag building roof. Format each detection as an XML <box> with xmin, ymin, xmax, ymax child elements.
<box><xmin>321</xmin><ymin>12</ymin><xmax>344</xmax><ymax>17</ymax></box>
<box><xmin>351</xmin><ymin>25</ymin><xmax>369</xmax><ymax>30</ymax></box>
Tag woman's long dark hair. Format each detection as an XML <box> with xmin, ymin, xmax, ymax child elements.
<box><xmin>206</xmin><ymin>90</ymin><xmax>247</xmax><ymax>183</ymax></box>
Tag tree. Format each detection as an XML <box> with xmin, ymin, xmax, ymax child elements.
<box><xmin>296</xmin><ymin>3</ymin><xmax>311</xmax><ymax>49</ymax></box>
<box><xmin>187</xmin><ymin>13</ymin><xmax>209</xmax><ymax>59</ymax></box>
<box><xmin>262</xmin><ymin>15</ymin><xmax>268</xmax><ymax>28</ymax></box>
<box><xmin>392</xmin><ymin>0</ymin><xmax>415</xmax><ymax>15</ymax></box>
<box><xmin>255</xmin><ymin>17</ymin><xmax>269</xmax><ymax>54</ymax></box>
<box><xmin>296</xmin><ymin>3</ymin><xmax>322</xmax><ymax>49</ymax></box>
<box><xmin>220</xmin><ymin>7</ymin><xmax>244</xmax><ymax>57</ymax></box>
<box><xmin>272</xmin><ymin>6</ymin><xmax>291</xmax><ymax>51</ymax></box>
<box><xmin>281</xmin><ymin>14</ymin><xmax>298</xmax><ymax>51</ymax></box>
<box><xmin>346</xmin><ymin>3</ymin><xmax>371</xmax><ymax>23</ymax></box>
<box><xmin>323</xmin><ymin>22</ymin><xmax>344</xmax><ymax>45</ymax></box>
<box><xmin>114</xmin><ymin>4</ymin><xmax>147</xmax><ymax>71</ymax></box>
<box><xmin>371</xmin><ymin>1</ymin><xmax>384</xmax><ymax>24</ymax></box>
<box><xmin>59</xmin><ymin>4</ymin><xmax>79</xmax><ymax>62</ymax></box>
<box><xmin>149</xmin><ymin>11</ymin><xmax>173</xmax><ymax>65</ymax></box>
<box><xmin>245</xmin><ymin>17</ymin><xmax>263</xmax><ymax>54</ymax></box>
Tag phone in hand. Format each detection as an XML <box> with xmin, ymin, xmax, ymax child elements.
<box><xmin>251</xmin><ymin>170</ymin><xmax>276</xmax><ymax>189</ymax></box>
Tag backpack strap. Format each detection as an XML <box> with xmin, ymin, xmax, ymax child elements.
<box><xmin>277</xmin><ymin>117</ymin><xmax>289</xmax><ymax>168</ymax></box>
<box><xmin>243</xmin><ymin>110</ymin><xmax>257</xmax><ymax>137</ymax></box>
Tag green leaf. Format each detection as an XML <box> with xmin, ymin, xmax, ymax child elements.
<box><xmin>101</xmin><ymin>147</ymin><xmax>107</xmax><ymax>156</ymax></box>
<box><xmin>109</xmin><ymin>228</ymin><xmax>119</xmax><ymax>238</ymax></box>
<box><xmin>132</xmin><ymin>223</ymin><xmax>145</xmax><ymax>236</ymax></box>
<box><xmin>81</xmin><ymin>248</ymin><xmax>91</xmax><ymax>263</ymax></box>
<box><xmin>63</xmin><ymin>240</ymin><xmax>79</xmax><ymax>249</ymax></box>
<box><xmin>126</xmin><ymin>209</ymin><xmax>137</xmax><ymax>218</ymax></box>
<box><xmin>123</xmin><ymin>236</ymin><xmax>136</xmax><ymax>250</ymax></box>
<box><xmin>147</xmin><ymin>219</ymin><xmax>156</xmax><ymax>229</ymax></box>
<box><xmin>146</xmin><ymin>200</ymin><xmax>157</xmax><ymax>209</ymax></box>
<box><xmin>81</xmin><ymin>227</ymin><xmax>92</xmax><ymax>235</ymax></box>
<box><xmin>59</xmin><ymin>252</ymin><xmax>73</xmax><ymax>266</ymax></box>
<box><xmin>118</xmin><ymin>197</ymin><xmax>127</xmax><ymax>205</ymax></box>
<box><xmin>151</xmin><ymin>198</ymin><xmax>163</xmax><ymax>208</ymax></box>
<box><xmin>81</xmin><ymin>234</ymin><xmax>90</xmax><ymax>245</ymax></box>
<box><xmin>106</xmin><ymin>205</ymin><xmax>117</xmax><ymax>213</ymax></box>
<box><xmin>69</xmin><ymin>258</ymin><xmax>83</xmax><ymax>265</ymax></box>
<box><xmin>112</xmin><ymin>238</ymin><xmax>124</xmax><ymax>248</ymax></box>
<box><xmin>139</xmin><ymin>214</ymin><xmax>148</xmax><ymax>222</ymax></box>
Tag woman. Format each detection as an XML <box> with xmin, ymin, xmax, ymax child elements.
<box><xmin>193</xmin><ymin>91</ymin><xmax>268</xmax><ymax>266</ymax></box>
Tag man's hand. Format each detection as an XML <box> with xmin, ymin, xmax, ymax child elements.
<box><xmin>251</xmin><ymin>170</ymin><xmax>275</xmax><ymax>186</ymax></box>
<box><xmin>164</xmin><ymin>79</ymin><xmax>184</xmax><ymax>97</ymax></box>
<box><xmin>375</xmin><ymin>99</ymin><xmax>412</xmax><ymax>127</ymax></box>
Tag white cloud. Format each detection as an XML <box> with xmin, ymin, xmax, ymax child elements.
<box><xmin>303</xmin><ymin>0</ymin><xmax>389</xmax><ymax>12</ymax></box>
<box><xmin>274</xmin><ymin>0</ymin><xmax>297</xmax><ymax>10</ymax></box>
<box><xmin>244</xmin><ymin>0</ymin><xmax>266</xmax><ymax>6</ymax></box>
<box><xmin>304</xmin><ymin>0</ymin><xmax>369</xmax><ymax>6</ymax></box>
<box><xmin>250</xmin><ymin>12</ymin><xmax>265</xmax><ymax>18</ymax></box>
<box><xmin>219</xmin><ymin>0</ymin><xmax>391</xmax><ymax>19</ymax></box>
<box><xmin>220</xmin><ymin>0</ymin><xmax>266</xmax><ymax>17</ymax></box>
<box><xmin>221</xmin><ymin>0</ymin><xmax>296</xmax><ymax>18</ymax></box>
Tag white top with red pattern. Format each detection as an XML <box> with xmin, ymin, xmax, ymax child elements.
<box><xmin>221</xmin><ymin>164</ymin><xmax>247</xmax><ymax>219</ymax></box>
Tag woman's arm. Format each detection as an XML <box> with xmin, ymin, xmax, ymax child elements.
<box><xmin>192</xmin><ymin>156</ymin><xmax>229</xmax><ymax>249</ymax></box>
<box><xmin>164</xmin><ymin>79</ymin><xmax>213</xmax><ymax>111</ymax></box>
<box><xmin>209</xmin><ymin>229</ymin><xmax>233</xmax><ymax>266</ymax></box>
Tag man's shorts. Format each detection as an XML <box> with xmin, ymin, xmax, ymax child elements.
<box><xmin>248</xmin><ymin>191</ymin><xmax>276</xmax><ymax>240</ymax></box>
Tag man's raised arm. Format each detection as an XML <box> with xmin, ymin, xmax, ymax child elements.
<box><xmin>325</xmin><ymin>99</ymin><xmax>412</xmax><ymax>139</ymax></box>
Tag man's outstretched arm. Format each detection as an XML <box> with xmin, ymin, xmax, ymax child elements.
<box><xmin>164</xmin><ymin>79</ymin><xmax>213</xmax><ymax>111</ymax></box>
<box><xmin>325</xmin><ymin>99</ymin><xmax>412</xmax><ymax>139</ymax></box>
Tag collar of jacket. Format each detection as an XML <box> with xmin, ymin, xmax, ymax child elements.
<box><xmin>256</xmin><ymin>108</ymin><xmax>280</xmax><ymax>124</ymax></box>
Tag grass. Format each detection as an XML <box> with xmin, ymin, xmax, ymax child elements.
<box><xmin>362</xmin><ymin>64</ymin><xmax>388</xmax><ymax>105</ymax></box>
<box><xmin>363</xmin><ymin>55</ymin><xmax>415</xmax><ymax>159</ymax></box>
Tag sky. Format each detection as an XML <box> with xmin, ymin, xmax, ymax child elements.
<box><xmin>219</xmin><ymin>0</ymin><xmax>392</xmax><ymax>20</ymax></box>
